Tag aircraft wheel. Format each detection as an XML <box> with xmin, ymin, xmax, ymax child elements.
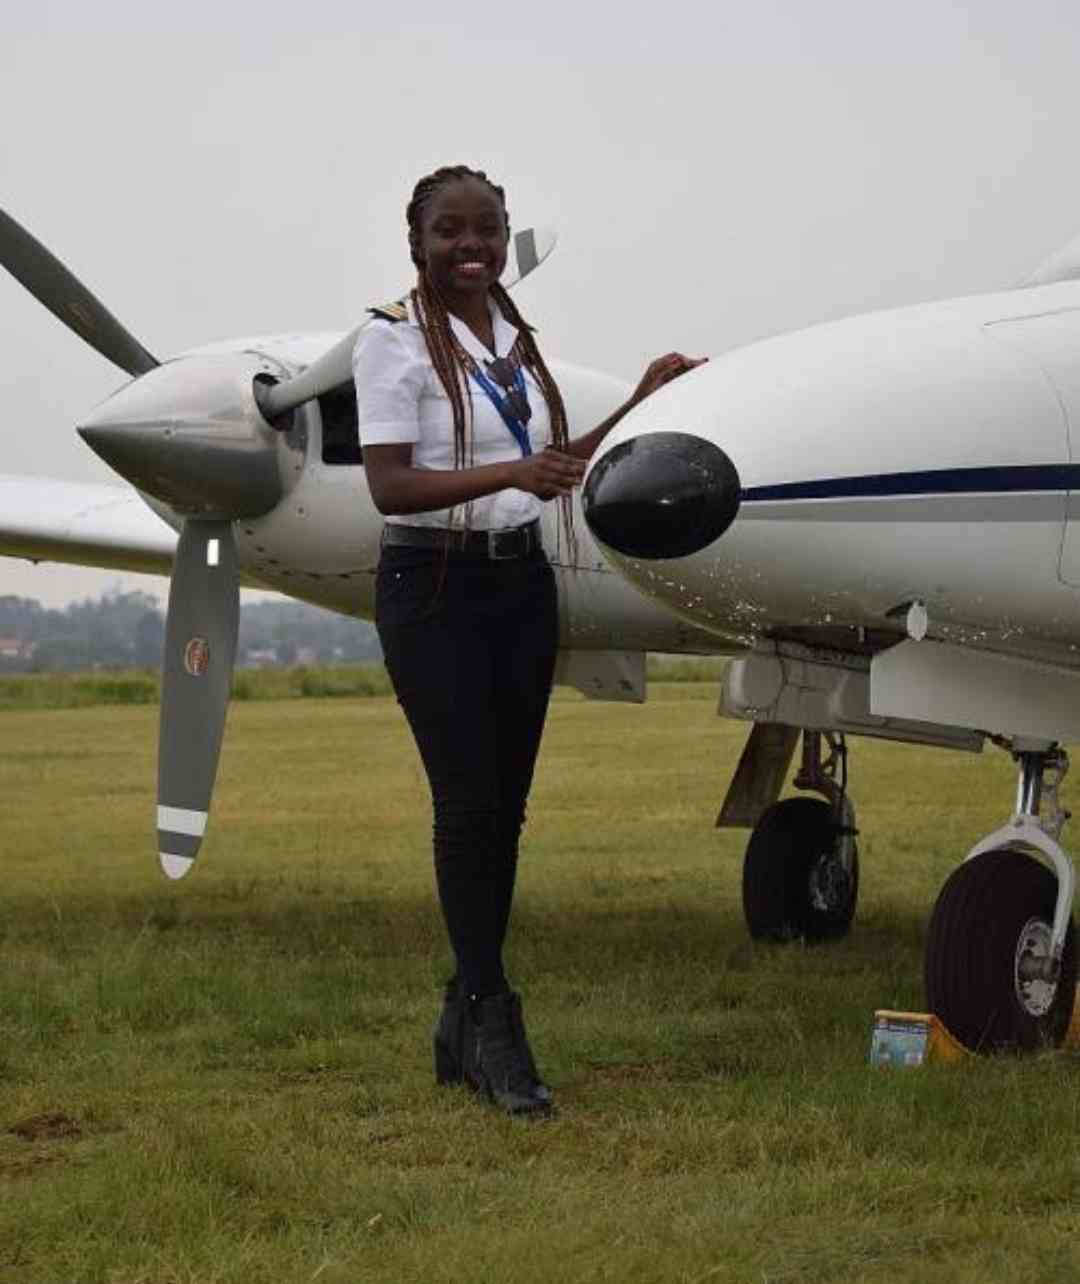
<box><xmin>742</xmin><ymin>797</ymin><xmax>859</xmax><ymax>943</ymax></box>
<box><xmin>925</xmin><ymin>847</ymin><xmax>1077</xmax><ymax>1053</ymax></box>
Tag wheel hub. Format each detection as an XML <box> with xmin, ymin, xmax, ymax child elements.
<box><xmin>1014</xmin><ymin>917</ymin><xmax>1057</xmax><ymax>1017</ymax></box>
<box><xmin>809</xmin><ymin>848</ymin><xmax>851</xmax><ymax>914</ymax></box>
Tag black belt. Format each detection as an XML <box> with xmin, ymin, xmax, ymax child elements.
<box><xmin>381</xmin><ymin>519</ymin><xmax>542</xmax><ymax>560</ymax></box>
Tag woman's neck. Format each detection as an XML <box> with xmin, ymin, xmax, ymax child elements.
<box><xmin>447</xmin><ymin>293</ymin><xmax>495</xmax><ymax>351</ymax></box>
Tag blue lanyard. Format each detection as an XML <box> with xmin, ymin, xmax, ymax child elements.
<box><xmin>467</xmin><ymin>363</ymin><xmax>532</xmax><ymax>457</ymax></box>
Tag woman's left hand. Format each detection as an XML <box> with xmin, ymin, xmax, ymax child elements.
<box><xmin>566</xmin><ymin>351</ymin><xmax>710</xmax><ymax>462</ymax></box>
<box><xmin>630</xmin><ymin>352</ymin><xmax>708</xmax><ymax>406</ymax></box>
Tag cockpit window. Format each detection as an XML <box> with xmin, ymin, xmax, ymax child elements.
<box><xmin>320</xmin><ymin>382</ymin><xmax>363</xmax><ymax>465</ymax></box>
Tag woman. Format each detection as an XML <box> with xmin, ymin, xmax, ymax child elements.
<box><xmin>353</xmin><ymin>164</ymin><xmax>702</xmax><ymax>1116</ymax></box>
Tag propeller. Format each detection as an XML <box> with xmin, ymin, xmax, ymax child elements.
<box><xmin>74</xmin><ymin>355</ymin><xmax>278</xmax><ymax>878</ymax></box>
<box><xmin>0</xmin><ymin>208</ymin><xmax>158</xmax><ymax>377</ymax></box>
<box><xmin>1</xmin><ymin>208</ymin><xmax>557</xmax><ymax>878</ymax></box>
<box><xmin>0</xmin><ymin>207</ymin><xmax>250</xmax><ymax>879</ymax></box>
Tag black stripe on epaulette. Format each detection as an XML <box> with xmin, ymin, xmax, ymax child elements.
<box><xmin>367</xmin><ymin>299</ymin><xmax>409</xmax><ymax>323</ymax></box>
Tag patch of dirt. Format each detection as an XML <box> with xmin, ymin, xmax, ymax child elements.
<box><xmin>367</xmin><ymin>1130</ymin><xmax>405</xmax><ymax>1146</ymax></box>
<box><xmin>587</xmin><ymin>1060</ymin><xmax>670</xmax><ymax>1081</ymax></box>
<box><xmin>8</xmin><ymin>1111</ymin><xmax>82</xmax><ymax>1142</ymax></box>
<box><xmin>0</xmin><ymin>1151</ymin><xmax>63</xmax><ymax>1181</ymax></box>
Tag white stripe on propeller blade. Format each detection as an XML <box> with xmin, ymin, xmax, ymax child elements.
<box><xmin>157</xmin><ymin>805</ymin><xmax>208</xmax><ymax>838</ymax></box>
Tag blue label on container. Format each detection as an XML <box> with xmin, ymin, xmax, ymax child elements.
<box><xmin>869</xmin><ymin>1020</ymin><xmax>930</xmax><ymax>1067</ymax></box>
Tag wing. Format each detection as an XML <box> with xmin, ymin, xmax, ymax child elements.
<box><xmin>0</xmin><ymin>474</ymin><xmax>176</xmax><ymax>576</ymax></box>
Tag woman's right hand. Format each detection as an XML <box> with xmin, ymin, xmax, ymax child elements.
<box><xmin>510</xmin><ymin>448</ymin><xmax>587</xmax><ymax>500</ymax></box>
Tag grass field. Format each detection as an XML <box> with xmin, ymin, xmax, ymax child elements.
<box><xmin>1</xmin><ymin>684</ymin><xmax>1078</xmax><ymax>1283</ymax></box>
<box><xmin>0</xmin><ymin>656</ymin><xmax>725</xmax><ymax>712</ymax></box>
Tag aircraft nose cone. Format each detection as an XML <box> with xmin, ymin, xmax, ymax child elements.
<box><xmin>583</xmin><ymin>431</ymin><xmax>741</xmax><ymax>559</ymax></box>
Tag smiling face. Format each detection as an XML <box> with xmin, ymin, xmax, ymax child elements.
<box><xmin>414</xmin><ymin>177</ymin><xmax>509</xmax><ymax>311</ymax></box>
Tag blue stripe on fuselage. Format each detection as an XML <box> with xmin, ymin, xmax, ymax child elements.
<box><xmin>742</xmin><ymin>464</ymin><xmax>1080</xmax><ymax>503</ymax></box>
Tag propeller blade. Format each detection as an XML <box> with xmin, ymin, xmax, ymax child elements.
<box><xmin>258</xmin><ymin>225</ymin><xmax>558</xmax><ymax>421</ymax></box>
<box><xmin>157</xmin><ymin>520</ymin><xmax>239</xmax><ymax>879</ymax></box>
<box><xmin>0</xmin><ymin>207</ymin><xmax>158</xmax><ymax>377</ymax></box>
<box><xmin>257</xmin><ymin>324</ymin><xmax>364</xmax><ymax>420</ymax></box>
<box><xmin>504</xmin><ymin>226</ymin><xmax>556</xmax><ymax>287</ymax></box>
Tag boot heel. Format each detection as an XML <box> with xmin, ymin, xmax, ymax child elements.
<box><xmin>434</xmin><ymin>1035</ymin><xmax>461</xmax><ymax>1085</ymax></box>
<box><xmin>469</xmin><ymin>991</ymin><xmax>553</xmax><ymax>1116</ymax></box>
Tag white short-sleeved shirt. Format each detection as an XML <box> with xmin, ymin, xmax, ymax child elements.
<box><xmin>352</xmin><ymin>296</ymin><xmax>552</xmax><ymax>530</ymax></box>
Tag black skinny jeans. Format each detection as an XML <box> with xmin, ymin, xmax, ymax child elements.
<box><xmin>375</xmin><ymin>541</ymin><xmax>558</xmax><ymax>997</ymax></box>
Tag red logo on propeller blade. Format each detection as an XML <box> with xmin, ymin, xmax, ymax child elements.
<box><xmin>183</xmin><ymin>637</ymin><xmax>210</xmax><ymax>677</ymax></box>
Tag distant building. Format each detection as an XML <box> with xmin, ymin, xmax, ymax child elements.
<box><xmin>0</xmin><ymin>637</ymin><xmax>27</xmax><ymax>659</ymax></box>
<box><xmin>242</xmin><ymin>648</ymin><xmax>279</xmax><ymax>668</ymax></box>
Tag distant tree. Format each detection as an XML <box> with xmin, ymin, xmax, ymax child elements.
<box><xmin>3</xmin><ymin>590</ymin><xmax>380</xmax><ymax>672</ymax></box>
<box><xmin>339</xmin><ymin>623</ymin><xmax>382</xmax><ymax>662</ymax></box>
<box><xmin>31</xmin><ymin>638</ymin><xmax>94</xmax><ymax>672</ymax></box>
<box><xmin>134</xmin><ymin>610</ymin><xmax>165</xmax><ymax>668</ymax></box>
<box><xmin>0</xmin><ymin>595</ymin><xmax>54</xmax><ymax>644</ymax></box>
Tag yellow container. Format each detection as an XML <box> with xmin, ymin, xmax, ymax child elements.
<box><xmin>869</xmin><ymin>1010</ymin><xmax>968</xmax><ymax>1066</ymax></box>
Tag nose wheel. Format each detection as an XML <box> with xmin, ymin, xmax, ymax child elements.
<box><xmin>742</xmin><ymin>732</ymin><xmax>859</xmax><ymax>942</ymax></box>
<box><xmin>743</xmin><ymin>796</ymin><xmax>859</xmax><ymax>941</ymax></box>
<box><xmin>925</xmin><ymin>748</ymin><xmax>1077</xmax><ymax>1052</ymax></box>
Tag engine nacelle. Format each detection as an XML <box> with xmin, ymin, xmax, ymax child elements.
<box><xmin>722</xmin><ymin>640</ymin><xmax>984</xmax><ymax>752</ymax></box>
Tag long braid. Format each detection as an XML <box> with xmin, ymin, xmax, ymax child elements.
<box><xmin>490</xmin><ymin>281</ymin><xmax>575</xmax><ymax>561</ymax></box>
<box><xmin>412</xmin><ymin>270</ymin><xmax>471</xmax><ymax>471</ymax></box>
<box><xmin>405</xmin><ymin>165</ymin><xmax>576</xmax><ymax>558</ymax></box>
<box><xmin>407</xmin><ymin>166</ymin><xmax>485</xmax><ymax>478</ymax></box>
<box><xmin>489</xmin><ymin>282</ymin><xmax>569</xmax><ymax>451</ymax></box>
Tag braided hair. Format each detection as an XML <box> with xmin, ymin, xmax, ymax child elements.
<box><xmin>405</xmin><ymin>165</ymin><xmax>574</xmax><ymax>552</ymax></box>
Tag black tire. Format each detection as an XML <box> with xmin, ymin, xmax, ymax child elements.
<box><xmin>925</xmin><ymin>847</ymin><xmax>1077</xmax><ymax>1053</ymax></box>
<box><xmin>742</xmin><ymin>796</ymin><xmax>859</xmax><ymax>943</ymax></box>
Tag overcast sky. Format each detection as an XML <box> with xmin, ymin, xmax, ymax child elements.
<box><xmin>4</xmin><ymin>0</ymin><xmax>1080</xmax><ymax>605</ymax></box>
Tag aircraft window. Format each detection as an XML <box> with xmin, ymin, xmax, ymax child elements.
<box><xmin>320</xmin><ymin>381</ymin><xmax>363</xmax><ymax>465</ymax></box>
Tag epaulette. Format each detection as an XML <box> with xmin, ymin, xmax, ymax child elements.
<box><xmin>367</xmin><ymin>298</ymin><xmax>408</xmax><ymax>324</ymax></box>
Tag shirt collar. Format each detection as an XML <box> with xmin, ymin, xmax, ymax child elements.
<box><xmin>408</xmin><ymin>294</ymin><xmax>518</xmax><ymax>363</ymax></box>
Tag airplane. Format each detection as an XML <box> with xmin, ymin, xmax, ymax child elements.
<box><xmin>4</xmin><ymin>207</ymin><xmax>1080</xmax><ymax>1059</ymax></box>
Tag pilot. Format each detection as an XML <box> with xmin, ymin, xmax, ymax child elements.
<box><xmin>353</xmin><ymin>164</ymin><xmax>701</xmax><ymax>1116</ymax></box>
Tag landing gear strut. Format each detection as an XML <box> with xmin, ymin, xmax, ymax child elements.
<box><xmin>925</xmin><ymin>747</ymin><xmax>1077</xmax><ymax>1052</ymax></box>
<box><xmin>742</xmin><ymin>731</ymin><xmax>859</xmax><ymax>942</ymax></box>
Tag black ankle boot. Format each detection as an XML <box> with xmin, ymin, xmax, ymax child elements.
<box><xmin>467</xmin><ymin>991</ymin><xmax>553</xmax><ymax>1116</ymax></box>
<box><xmin>433</xmin><ymin>975</ymin><xmax>470</xmax><ymax>1086</ymax></box>
<box><xmin>508</xmin><ymin>992</ymin><xmax>552</xmax><ymax>1105</ymax></box>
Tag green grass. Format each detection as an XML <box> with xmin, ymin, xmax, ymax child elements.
<box><xmin>0</xmin><ymin>658</ymin><xmax>719</xmax><ymax>712</ymax></box>
<box><xmin>0</xmin><ymin>669</ymin><xmax>162</xmax><ymax>710</ymax></box>
<box><xmin>0</xmin><ymin>685</ymin><xmax>1078</xmax><ymax>1282</ymax></box>
<box><xmin>0</xmin><ymin>665</ymin><xmax>397</xmax><ymax>711</ymax></box>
